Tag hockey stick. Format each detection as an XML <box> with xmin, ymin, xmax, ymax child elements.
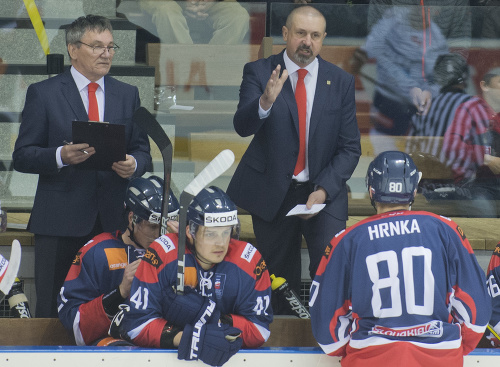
<box><xmin>488</xmin><ymin>324</ymin><xmax>500</xmax><ymax>342</ymax></box>
<box><xmin>132</xmin><ymin>107</ymin><xmax>173</xmax><ymax>236</ymax></box>
<box><xmin>0</xmin><ymin>240</ymin><xmax>22</xmax><ymax>301</ymax></box>
<box><xmin>176</xmin><ymin>149</ymin><xmax>235</xmax><ymax>294</ymax></box>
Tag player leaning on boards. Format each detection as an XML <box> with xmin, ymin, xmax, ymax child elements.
<box><xmin>120</xmin><ymin>186</ymin><xmax>272</xmax><ymax>367</ymax></box>
<box><xmin>310</xmin><ymin>151</ymin><xmax>491</xmax><ymax>367</ymax></box>
<box><xmin>57</xmin><ymin>176</ymin><xmax>179</xmax><ymax>346</ymax></box>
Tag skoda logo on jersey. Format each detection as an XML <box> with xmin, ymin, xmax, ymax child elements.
<box><xmin>241</xmin><ymin>243</ymin><xmax>257</xmax><ymax>262</ymax></box>
<box><xmin>204</xmin><ymin>210</ymin><xmax>238</xmax><ymax>227</ymax></box>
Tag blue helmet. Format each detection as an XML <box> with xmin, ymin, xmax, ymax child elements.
<box><xmin>125</xmin><ymin>175</ymin><xmax>179</xmax><ymax>224</ymax></box>
<box><xmin>146</xmin><ymin>175</ymin><xmax>180</xmax><ymax>221</ymax></box>
<box><xmin>366</xmin><ymin>151</ymin><xmax>420</xmax><ymax>205</ymax></box>
<box><xmin>187</xmin><ymin>186</ymin><xmax>239</xmax><ymax>238</ymax></box>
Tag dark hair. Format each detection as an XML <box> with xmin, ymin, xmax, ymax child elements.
<box><xmin>65</xmin><ymin>15</ymin><xmax>113</xmax><ymax>46</ymax></box>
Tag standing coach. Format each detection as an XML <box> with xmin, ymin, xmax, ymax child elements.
<box><xmin>13</xmin><ymin>15</ymin><xmax>151</xmax><ymax>318</ymax></box>
<box><xmin>227</xmin><ymin>5</ymin><xmax>361</xmax><ymax>313</ymax></box>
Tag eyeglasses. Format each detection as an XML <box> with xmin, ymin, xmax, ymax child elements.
<box><xmin>77</xmin><ymin>41</ymin><xmax>119</xmax><ymax>55</ymax></box>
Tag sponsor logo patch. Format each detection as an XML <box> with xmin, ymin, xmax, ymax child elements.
<box><xmin>143</xmin><ymin>247</ymin><xmax>163</xmax><ymax>268</ymax></box>
<box><xmin>369</xmin><ymin>320</ymin><xmax>443</xmax><ymax>338</ymax></box>
<box><xmin>324</xmin><ymin>243</ymin><xmax>332</xmax><ymax>258</ymax></box>
<box><xmin>254</xmin><ymin>258</ymin><xmax>267</xmax><ymax>280</ymax></box>
<box><xmin>241</xmin><ymin>243</ymin><xmax>257</xmax><ymax>262</ymax></box>
<box><xmin>456</xmin><ymin>225</ymin><xmax>466</xmax><ymax>241</ymax></box>
<box><xmin>72</xmin><ymin>252</ymin><xmax>82</xmax><ymax>266</ymax></box>
<box><xmin>104</xmin><ymin>248</ymin><xmax>127</xmax><ymax>271</ymax></box>
<box><xmin>157</xmin><ymin>235</ymin><xmax>176</xmax><ymax>254</ymax></box>
<box><xmin>204</xmin><ymin>210</ymin><xmax>238</xmax><ymax>227</ymax></box>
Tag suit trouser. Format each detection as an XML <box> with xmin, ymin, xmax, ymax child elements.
<box><xmin>34</xmin><ymin>219</ymin><xmax>103</xmax><ymax>318</ymax></box>
<box><xmin>251</xmin><ymin>181</ymin><xmax>345</xmax><ymax>315</ymax></box>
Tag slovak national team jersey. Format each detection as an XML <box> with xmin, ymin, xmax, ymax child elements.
<box><xmin>123</xmin><ymin>233</ymin><xmax>273</xmax><ymax>349</ymax></box>
<box><xmin>310</xmin><ymin>210</ymin><xmax>490</xmax><ymax>367</ymax></box>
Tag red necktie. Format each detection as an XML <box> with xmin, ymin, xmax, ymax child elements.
<box><xmin>88</xmin><ymin>82</ymin><xmax>100</xmax><ymax>121</ymax></box>
<box><xmin>294</xmin><ymin>69</ymin><xmax>307</xmax><ymax>176</ymax></box>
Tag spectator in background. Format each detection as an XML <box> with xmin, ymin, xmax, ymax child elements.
<box><xmin>139</xmin><ymin>0</ymin><xmax>250</xmax><ymax>44</ymax></box>
<box><xmin>441</xmin><ymin>68</ymin><xmax>500</xmax><ymax>216</ymax></box>
<box><xmin>227</xmin><ymin>5</ymin><xmax>361</xmax><ymax>314</ymax></box>
<box><xmin>57</xmin><ymin>176</ymin><xmax>179</xmax><ymax>346</ymax></box>
<box><xmin>406</xmin><ymin>53</ymin><xmax>472</xmax><ymax>194</ymax></box>
<box><xmin>481</xmin><ymin>0</ymin><xmax>500</xmax><ymax>39</ymax></box>
<box><xmin>12</xmin><ymin>15</ymin><xmax>152</xmax><ymax>318</ymax></box>
<box><xmin>354</xmin><ymin>2</ymin><xmax>450</xmax><ymax>155</ymax></box>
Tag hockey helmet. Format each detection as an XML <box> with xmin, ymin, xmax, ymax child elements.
<box><xmin>433</xmin><ymin>53</ymin><xmax>469</xmax><ymax>90</ymax></box>
<box><xmin>146</xmin><ymin>175</ymin><xmax>180</xmax><ymax>221</ymax></box>
<box><xmin>187</xmin><ymin>186</ymin><xmax>239</xmax><ymax>238</ymax></box>
<box><xmin>366</xmin><ymin>151</ymin><xmax>420</xmax><ymax>205</ymax></box>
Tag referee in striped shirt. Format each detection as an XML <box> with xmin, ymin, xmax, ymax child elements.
<box><xmin>408</xmin><ymin>53</ymin><xmax>472</xmax><ymax>159</ymax></box>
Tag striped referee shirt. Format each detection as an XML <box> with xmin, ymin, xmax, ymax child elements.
<box><xmin>408</xmin><ymin>90</ymin><xmax>472</xmax><ymax>159</ymax></box>
<box><xmin>442</xmin><ymin>96</ymin><xmax>495</xmax><ymax>181</ymax></box>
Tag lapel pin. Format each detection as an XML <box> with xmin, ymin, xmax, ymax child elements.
<box><xmin>327</xmin><ymin>80</ymin><xmax>331</xmax><ymax>85</ymax></box>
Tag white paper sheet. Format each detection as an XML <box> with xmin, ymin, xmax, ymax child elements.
<box><xmin>286</xmin><ymin>204</ymin><xmax>326</xmax><ymax>216</ymax></box>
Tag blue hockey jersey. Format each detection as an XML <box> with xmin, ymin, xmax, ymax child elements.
<box><xmin>57</xmin><ymin>232</ymin><xmax>142</xmax><ymax>345</ymax></box>
<box><xmin>123</xmin><ymin>233</ymin><xmax>273</xmax><ymax>348</ymax></box>
<box><xmin>310</xmin><ymin>210</ymin><xmax>490</xmax><ymax>367</ymax></box>
<box><xmin>486</xmin><ymin>241</ymin><xmax>500</xmax><ymax>346</ymax></box>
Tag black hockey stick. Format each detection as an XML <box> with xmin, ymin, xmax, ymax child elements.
<box><xmin>132</xmin><ymin>107</ymin><xmax>173</xmax><ymax>236</ymax></box>
<box><xmin>0</xmin><ymin>240</ymin><xmax>21</xmax><ymax>302</ymax></box>
<box><xmin>176</xmin><ymin>149</ymin><xmax>235</xmax><ymax>294</ymax></box>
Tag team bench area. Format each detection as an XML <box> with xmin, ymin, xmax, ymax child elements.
<box><xmin>0</xmin><ymin>318</ymin><xmax>498</xmax><ymax>367</ymax></box>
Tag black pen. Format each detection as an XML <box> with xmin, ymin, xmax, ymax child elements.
<box><xmin>63</xmin><ymin>140</ymin><xmax>89</xmax><ymax>154</ymax></box>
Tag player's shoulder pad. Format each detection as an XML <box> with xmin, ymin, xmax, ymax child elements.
<box><xmin>225</xmin><ymin>239</ymin><xmax>267</xmax><ymax>281</ymax></box>
<box><xmin>142</xmin><ymin>234</ymin><xmax>177</xmax><ymax>269</ymax></box>
<box><xmin>78</xmin><ymin>232</ymin><xmax>117</xmax><ymax>258</ymax></box>
<box><xmin>492</xmin><ymin>241</ymin><xmax>500</xmax><ymax>259</ymax></box>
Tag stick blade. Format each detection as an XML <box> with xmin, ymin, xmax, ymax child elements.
<box><xmin>184</xmin><ymin>149</ymin><xmax>235</xmax><ymax>196</ymax></box>
<box><xmin>132</xmin><ymin>107</ymin><xmax>172</xmax><ymax>150</ymax></box>
<box><xmin>0</xmin><ymin>240</ymin><xmax>22</xmax><ymax>299</ymax></box>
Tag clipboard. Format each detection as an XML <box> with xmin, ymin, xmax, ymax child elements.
<box><xmin>72</xmin><ymin>121</ymin><xmax>126</xmax><ymax>171</ymax></box>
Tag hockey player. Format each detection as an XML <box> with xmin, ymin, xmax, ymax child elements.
<box><xmin>57</xmin><ymin>175</ymin><xmax>179</xmax><ymax>346</ymax></box>
<box><xmin>121</xmin><ymin>186</ymin><xmax>273</xmax><ymax>367</ymax></box>
<box><xmin>309</xmin><ymin>151</ymin><xmax>491</xmax><ymax>367</ymax></box>
<box><xmin>486</xmin><ymin>242</ymin><xmax>500</xmax><ymax>346</ymax></box>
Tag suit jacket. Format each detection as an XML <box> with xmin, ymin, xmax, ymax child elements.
<box><xmin>13</xmin><ymin>69</ymin><xmax>152</xmax><ymax>237</ymax></box>
<box><xmin>227</xmin><ymin>50</ymin><xmax>361</xmax><ymax>222</ymax></box>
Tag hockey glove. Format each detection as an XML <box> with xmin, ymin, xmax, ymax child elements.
<box><xmin>178</xmin><ymin>322</ymin><xmax>242</xmax><ymax>367</ymax></box>
<box><xmin>108</xmin><ymin>304</ymin><xmax>132</xmax><ymax>342</ymax></box>
<box><xmin>163</xmin><ymin>286</ymin><xmax>220</xmax><ymax>327</ymax></box>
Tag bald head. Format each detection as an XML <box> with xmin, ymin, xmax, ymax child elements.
<box><xmin>283</xmin><ymin>6</ymin><xmax>327</xmax><ymax>67</ymax></box>
<box><xmin>286</xmin><ymin>6</ymin><xmax>326</xmax><ymax>34</ymax></box>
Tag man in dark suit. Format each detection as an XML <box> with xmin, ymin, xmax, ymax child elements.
<box><xmin>12</xmin><ymin>15</ymin><xmax>151</xmax><ymax>317</ymax></box>
<box><xmin>227</xmin><ymin>6</ymin><xmax>361</xmax><ymax>314</ymax></box>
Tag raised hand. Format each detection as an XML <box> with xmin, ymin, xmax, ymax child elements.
<box><xmin>260</xmin><ymin>64</ymin><xmax>289</xmax><ymax>111</ymax></box>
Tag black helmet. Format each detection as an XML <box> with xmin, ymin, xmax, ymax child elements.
<box><xmin>434</xmin><ymin>53</ymin><xmax>469</xmax><ymax>90</ymax></box>
<box><xmin>366</xmin><ymin>151</ymin><xmax>420</xmax><ymax>206</ymax></box>
<box><xmin>146</xmin><ymin>175</ymin><xmax>179</xmax><ymax>221</ymax></box>
<box><xmin>125</xmin><ymin>176</ymin><xmax>163</xmax><ymax>224</ymax></box>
